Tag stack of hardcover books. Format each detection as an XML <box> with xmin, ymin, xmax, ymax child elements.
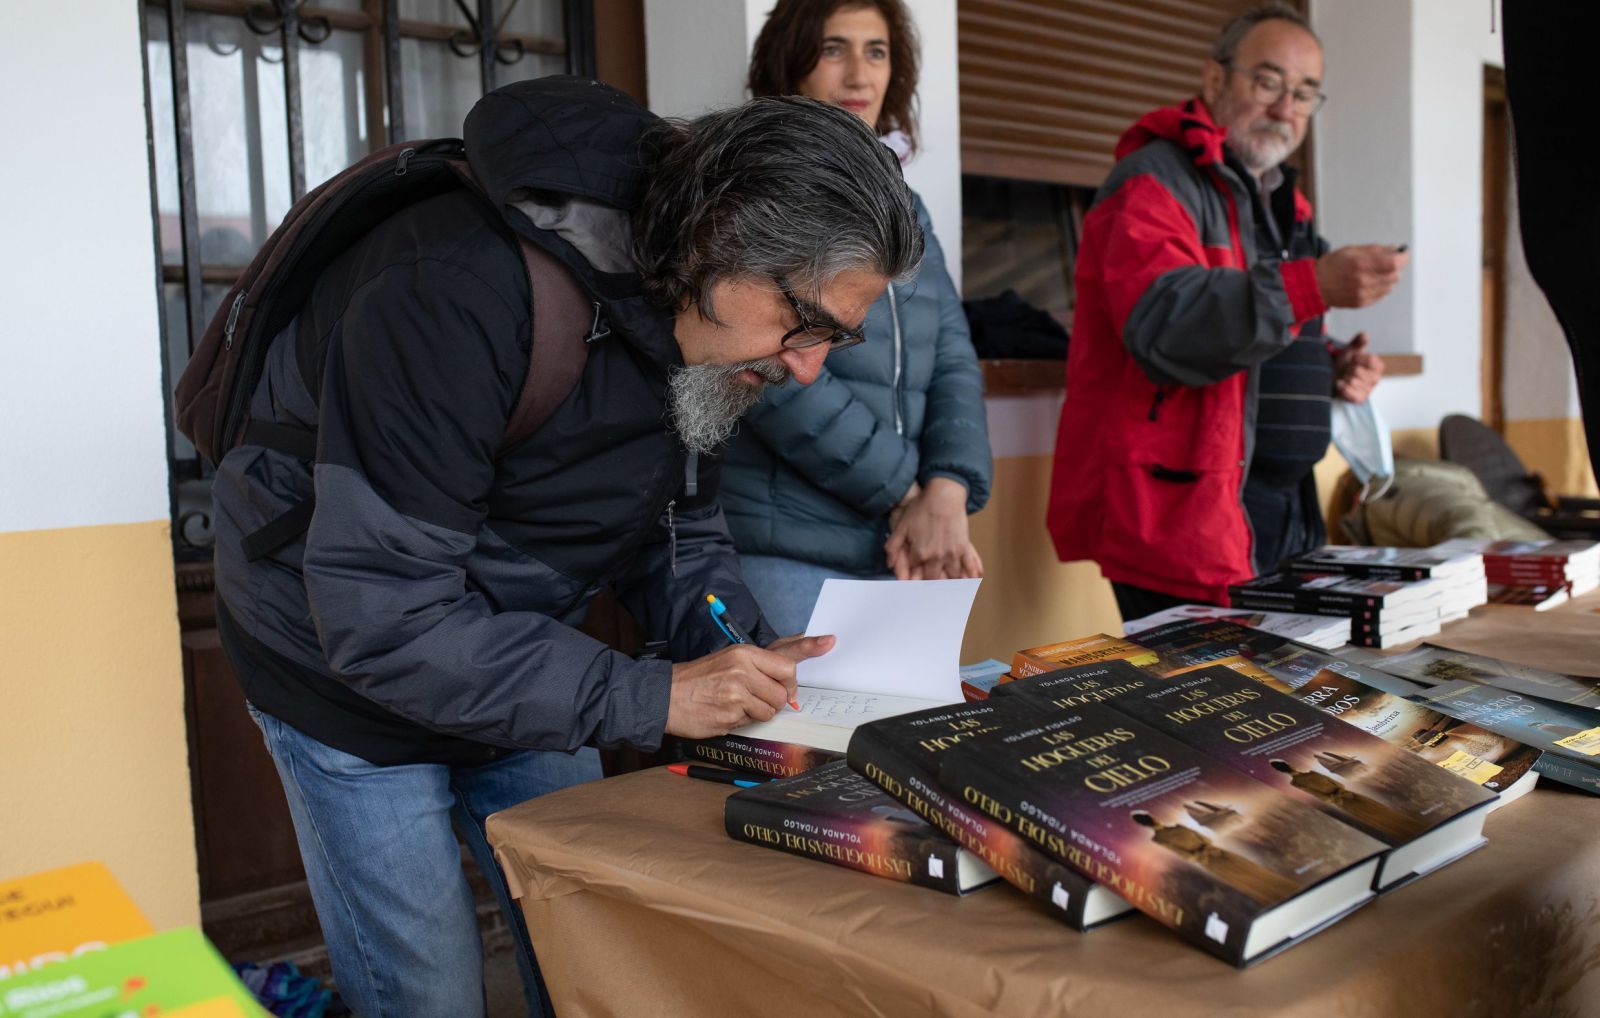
<box><xmin>1123</xmin><ymin>617</ymin><xmax>1543</xmax><ymax>803</ymax></box>
<box><xmin>1434</xmin><ymin>537</ymin><xmax>1600</xmax><ymax>606</ymax></box>
<box><xmin>672</xmin><ymin>733</ymin><xmax>843</xmax><ymax>778</ymax></box>
<box><xmin>1230</xmin><ymin>545</ymin><xmax>1489</xmax><ymax>648</ymax></box>
<box><xmin>726</xmin><ymin>702</ymin><xmax>1138</xmax><ymax>929</ymax></box>
<box><xmin>937</xmin><ymin>656</ymin><xmax>1500</xmax><ymax>965</ymax></box>
<box><xmin>936</xmin><ymin>688</ymin><xmax>1393</xmax><ymax>966</ymax></box>
<box><xmin>724</xmin><ymin>760</ymin><xmax>1004</xmax><ymax>896</ymax></box>
<box><xmin>719</xmin><ymin>618</ymin><xmax>1574</xmax><ymax>967</ymax></box>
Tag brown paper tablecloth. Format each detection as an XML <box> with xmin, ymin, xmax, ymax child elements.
<box><xmin>487</xmin><ymin>596</ymin><xmax>1600</xmax><ymax>1018</ymax></box>
<box><xmin>1424</xmin><ymin>590</ymin><xmax>1600</xmax><ymax>677</ymax></box>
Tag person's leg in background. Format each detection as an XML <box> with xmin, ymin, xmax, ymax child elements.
<box><xmin>1244</xmin><ymin>472</ymin><xmax>1324</xmax><ymax>575</ymax></box>
<box><xmin>245</xmin><ymin>703</ymin><xmax>489</xmax><ymax>1018</ymax></box>
<box><xmin>738</xmin><ymin>553</ymin><xmax>891</xmax><ymax>637</ymax></box>
<box><xmin>448</xmin><ymin>747</ymin><xmax>604</xmax><ymax>1018</ymax></box>
<box><xmin>1110</xmin><ymin>582</ymin><xmax>1196</xmax><ymax>625</ymax></box>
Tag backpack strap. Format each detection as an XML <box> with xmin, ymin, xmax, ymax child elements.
<box><xmin>240</xmin><ymin>498</ymin><xmax>318</xmax><ymax>562</ymax></box>
<box><xmin>239</xmin><ymin>417</ymin><xmax>319</xmax><ymax>562</ymax></box>
<box><xmin>238</xmin><ymin>163</ymin><xmax>600</xmax><ymax>562</ymax></box>
<box><xmin>444</xmin><ymin>159</ymin><xmax>596</xmax><ymax>458</ymax></box>
<box><xmin>500</xmin><ymin>237</ymin><xmax>595</xmax><ymax>456</ymax></box>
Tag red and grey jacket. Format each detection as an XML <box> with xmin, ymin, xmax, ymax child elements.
<box><xmin>1047</xmin><ymin>98</ymin><xmax>1329</xmax><ymax>604</ymax></box>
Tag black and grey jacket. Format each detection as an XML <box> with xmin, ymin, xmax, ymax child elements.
<box><xmin>211</xmin><ymin>78</ymin><xmax>772</xmax><ymax>766</ymax></box>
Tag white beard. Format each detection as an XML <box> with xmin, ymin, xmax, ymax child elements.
<box><xmin>666</xmin><ymin>356</ymin><xmax>790</xmax><ymax>454</ymax></box>
<box><xmin>1225</xmin><ymin>117</ymin><xmax>1297</xmax><ymax>174</ymax></box>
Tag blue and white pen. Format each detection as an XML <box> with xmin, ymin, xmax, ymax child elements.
<box><xmin>706</xmin><ymin>594</ymin><xmax>800</xmax><ymax>710</ymax></box>
<box><xmin>705</xmin><ymin>593</ymin><xmax>752</xmax><ymax>645</ymax></box>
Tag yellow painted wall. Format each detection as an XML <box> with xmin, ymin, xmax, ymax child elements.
<box><xmin>1504</xmin><ymin>418</ymin><xmax>1599</xmax><ymax>499</ymax></box>
<box><xmin>0</xmin><ymin>521</ymin><xmax>197</xmax><ymax>929</ymax></box>
<box><xmin>962</xmin><ymin>455</ymin><xmax>1122</xmax><ymax>662</ymax></box>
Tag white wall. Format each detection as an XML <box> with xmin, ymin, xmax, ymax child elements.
<box><xmin>643</xmin><ymin>0</ymin><xmax>962</xmax><ymax>289</ymax></box>
<box><xmin>0</xmin><ymin>2</ymin><xmax>171</xmax><ymax>533</ymax></box>
<box><xmin>643</xmin><ymin>0</ymin><xmax>751</xmax><ymax>116</ymax></box>
<box><xmin>1403</xmin><ymin>0</ymin><xmax>1504</xmax><ymax>429</ymax></box>
<box><xmin>0</xmin><ymin>0</ymin><xmax>198</xmax><ymax>933</ymax></box>
<box><xmin>1311</xmin><ymin>0</ymin><xmax>1413</xmax><ymax>358</ymax></box>
<box><xmin>1314</xmin><ymin>0</ymin><xmax>1516</xmax><ymax>433</ymax></box>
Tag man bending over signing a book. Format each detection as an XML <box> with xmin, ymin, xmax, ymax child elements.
<box><xmin>204</xmin><ymin>80</ymin><xmax>921</xmax><ymax>1018</ymax></box>
<box><xmin>1047</xmin><ymin>3</ymin><xmax>1408</xmax><ymax>623</ymax></box>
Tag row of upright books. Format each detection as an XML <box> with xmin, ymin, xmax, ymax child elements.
<box><xmin>698</xmin><ymin>612</ymin><xmax>1600</xmax><ymax>967</ymax></box>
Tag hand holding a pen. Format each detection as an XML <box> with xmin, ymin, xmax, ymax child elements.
<box><xmin>664</xmin><ymin>635</ymin><xmax>835</xmax><ymax>739</ymax></box>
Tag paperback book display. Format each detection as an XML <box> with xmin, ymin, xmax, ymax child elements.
<box><xmin>847</xmin><ymin>698</ymin><xmax>1134</xmax><ymax>929</ymax></box>
<box><xmin>1229</xmin><ymin>564</ymin><xmax>1489</xmax><ymax>649</ymax></box>
<box><xmin>724</xmin><ymin>760</ymin><xmax>1000</xmax><ymax>895</ymax></box>
<box><xmin>997</xmin><ymin>663</ymin><xmax>1494</xmax><ymax>889</ymax></box>
<box><xmin>1123</xmin><ymin>603</ymin><xmax>1351</xmax><ymax>652</ymax></box>
<box><xmin>938</xmin><ymin>702</ymin><xmax>1385</xmax><ymax>966</ymax></box>
<box><xmin>1404</xmin><ymin>681</ymin><xmax>1600</xmax><ymax>794</ymax></box>
<box><xmin>1125</xmin><ymin>619</ymin><xmax>1543</xmax><ymax>801</ymax></box>
<box><xmin>1342</xmin><ymin>644</ymin><xmax>1600</xmax><ymax>712</ymax></box>
<box><xmin>1346</xmin><ymin>645</ymin><xmax>1600</xmax><ymax>793</ymax></box>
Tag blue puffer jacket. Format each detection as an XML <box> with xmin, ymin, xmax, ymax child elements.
<box><xmin>721</xmin><ymin>192</ymin><xmax>993</xmax><ymax>572</ymax></box>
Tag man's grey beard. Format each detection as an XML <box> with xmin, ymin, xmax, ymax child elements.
<box><xmin>1214</xmin><ymin>93</ymin><xmax>1299</xmax><ymax>173</ymax></box>
<box><xmin>1224</xmin><ymin>116</ymin><xmax>1297</xmax><ymax>173</ymax></box>
<box><xmin>666</xmin><ymin>356</ymin><xmax>791</xmax><ymax>454</ymax></box>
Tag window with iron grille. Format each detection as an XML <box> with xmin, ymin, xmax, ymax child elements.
<box><xmin>141</xmin><ymin>0</ymin><xmax>594</xmax><ymax>560</ymax></box>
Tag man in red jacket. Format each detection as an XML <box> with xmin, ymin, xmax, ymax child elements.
<box><xmin>1048</xmin><ymin>3</ymin><xmax>1408</xmax><ymax>622</ymax></box>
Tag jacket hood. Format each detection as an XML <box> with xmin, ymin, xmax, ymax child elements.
<box><xmin>464</xmin><ymin>75</ymin><xmax>656</xmax><ymax>213</ymax></box>
<box><xmin>464</xmin><ymin>76</ymin><xmax>683</xmax><ymax>373</ymax></box>
<box><xmin>1116</xmin><ymin>97</ymin><xmax>1313</xmax><ymax>223</ymax></box>
<box><xmin>1114</xmin><ymin>97</ymin><xmax>1229</xmax><ymax>167</ymax></box>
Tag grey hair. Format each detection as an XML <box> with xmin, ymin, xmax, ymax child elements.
<box><xmin>634</xmin><ymin>95</ymin><xmax>923</xmax><ymax>321</ymax></box>
<box><xmin>1212</xmin><ymin>3</ymin><xmax>1319</xmax><ymax>64</ymax></box>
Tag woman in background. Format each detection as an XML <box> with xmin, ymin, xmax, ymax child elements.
<box><xmin>722</xmin><ymin>0</ymin><xmax>993</xmax><ymax>635</ymax></box>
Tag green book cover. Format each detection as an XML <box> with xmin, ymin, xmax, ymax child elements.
<box><xmin>0</xmin><ymin>927</ymin><xmax>262</xmax><ymax>1017</ymax></box>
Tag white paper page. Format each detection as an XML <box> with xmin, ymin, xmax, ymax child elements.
<box><xmin>736</xmin><ymin>687</ymin><xmax>951</xmax><ymax>744</ymax></box>
<box><xmin>787</xmin><ymin>687</ymin><xmax>944</xmax><ymax>728</ymax></box>
<box><xmin>797</xmin><ymin>577</ymin><xmax>980</xmax><ymax>701</ymax></box>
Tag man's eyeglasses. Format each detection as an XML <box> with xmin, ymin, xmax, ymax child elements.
<box><xmin>776</xmin><ymin>278</ymin><xmax>867</xmax><ymax>351</ymax></box>
<box><xmin>1226</xmin><ymin>62</ymin><xmax>1327</xmax><ymax>115</ymax></box>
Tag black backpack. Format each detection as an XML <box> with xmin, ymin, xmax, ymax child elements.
<box><xmin>174</xmin><ymin>139</ymin><xmax>599</xmax><ymax>559</ymax></box>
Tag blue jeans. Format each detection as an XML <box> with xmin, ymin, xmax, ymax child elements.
<box><xmin>245</xmin><ymin>703</ymin><xmax>602</xmax><ymax>1018</ymax></box>
<box><xmin>738</xmin><ymin>553</ymin><xmax>893</xmax><ymax>637</ymax></box>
